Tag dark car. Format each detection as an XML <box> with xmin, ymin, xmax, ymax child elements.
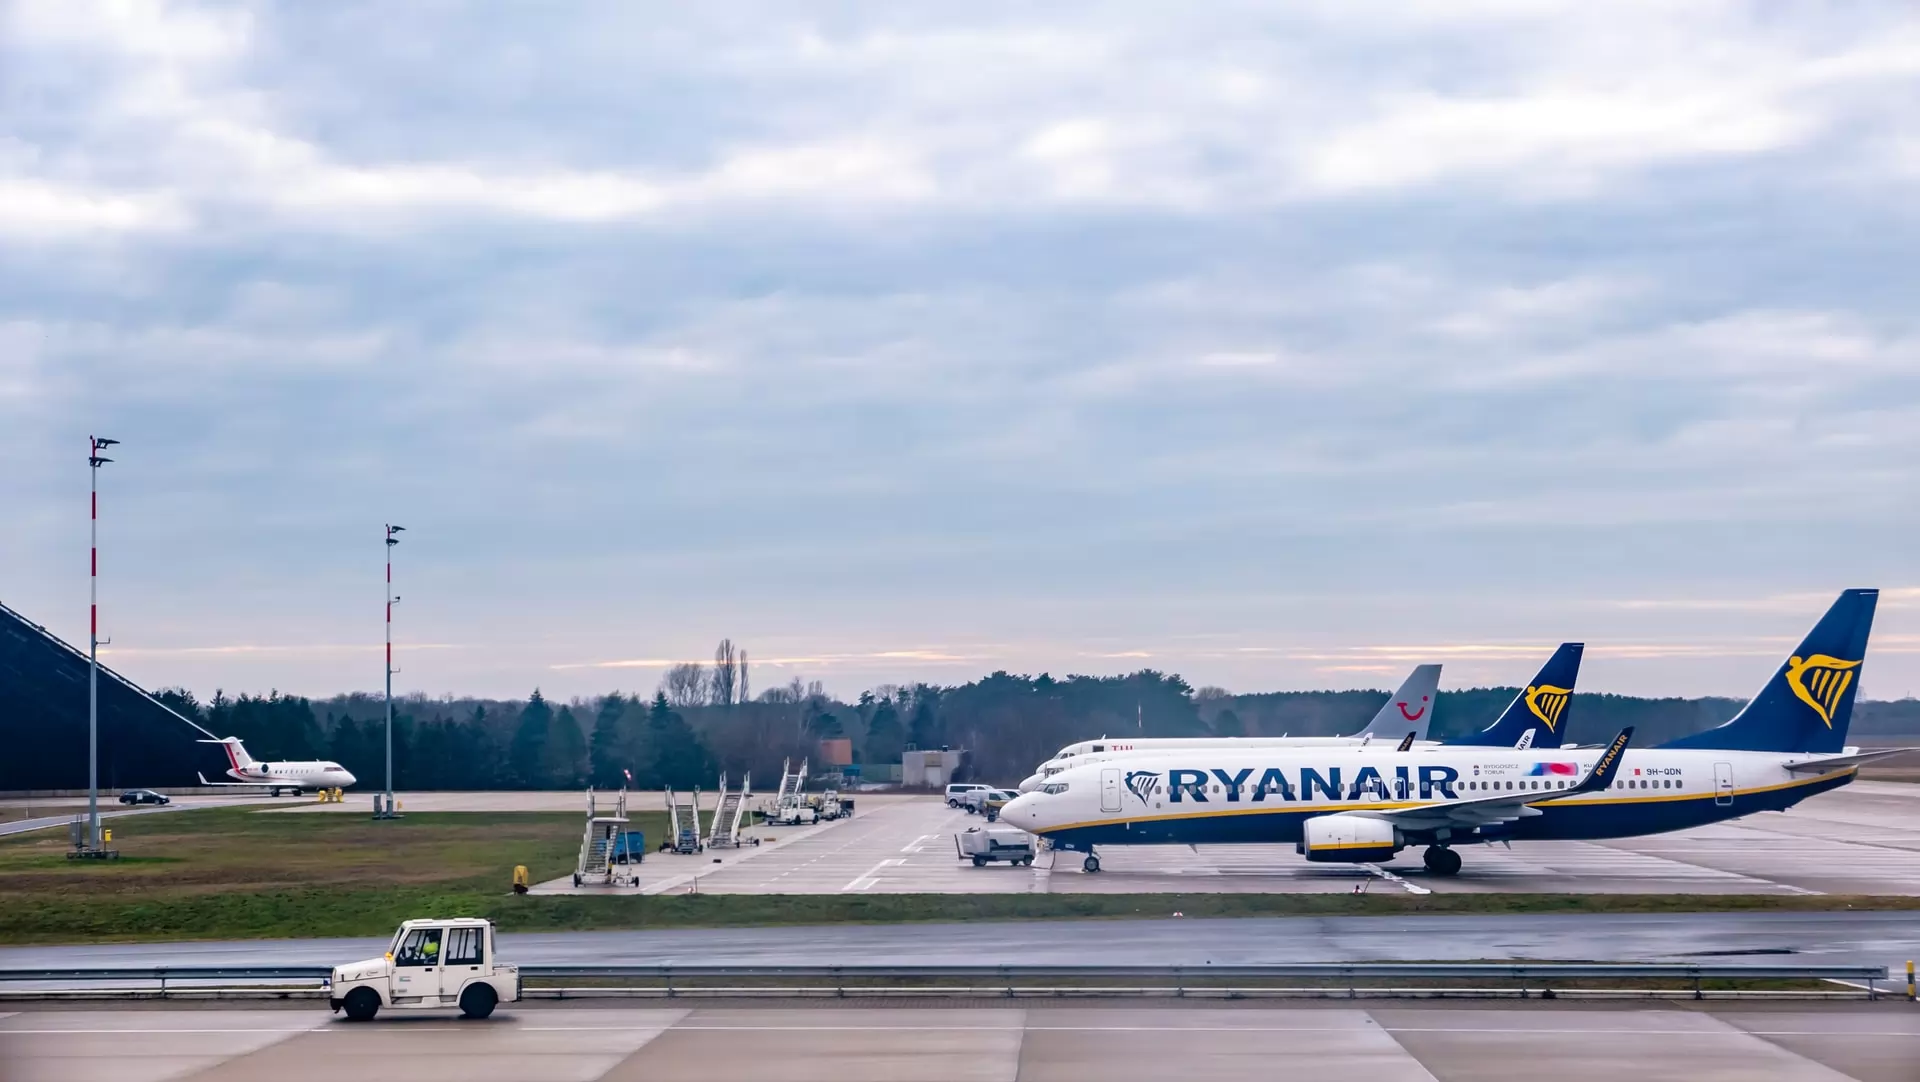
<box><xmin>118</xmin><ymin>789</ymin><xmax>170</xmax><ymax>806</ymax></box>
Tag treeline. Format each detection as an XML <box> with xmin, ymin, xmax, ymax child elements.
<box><xmin>11</xmin><ymin>624</ymin><xmax>1920</xmax><ymax>790</ymax></box>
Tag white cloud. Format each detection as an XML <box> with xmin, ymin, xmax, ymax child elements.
<box><xmin>0</xmin><ymin>179</ymin><xmax>184</xmax><ymax>236</ymax></box>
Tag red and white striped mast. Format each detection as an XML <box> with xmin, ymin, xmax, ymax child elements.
<box><xmin>381</xmin><ymin>524</ymin><xmax>404</xmax><ymax>818</ymax></box>
<box><xmin>87</xmin><ymin>436</ymin><xmax>120</xmax><ymax>849</ymax></box>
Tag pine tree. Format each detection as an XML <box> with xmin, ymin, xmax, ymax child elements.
<box><xmin>864</xmin><ymin>700</ymin><xmax>905</xmax><ymax>764</ymax></box>
<box><xmin>509</xmin><ymin>690</ymin><xmax>553</xmax><ymax>789</ymax></box>
<box><xmin>547</xmin><ymin>705</ymin><xmax>588</xmax><ymax>789</ymax></box>
<box><xmin>589</xmin><ymin>694</ymin><xmax>628</xmax><ymax>788</ymax></box>
<box><xmin>641</xmin><ymin>692</ymin><xmax>712</xmax><ymax>789</ymax></box>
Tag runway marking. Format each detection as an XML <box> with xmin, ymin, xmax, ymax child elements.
<box><xmin>901</xmin><ymin>834</ymin><xmax>936</xmax><ymax>853</ymax></box>
<box><xmin>842</xmin><ymin>858</ymin><xmax>905</xmax><ymax>891</ymax></box>
<box><xmin>1361</xmin><ymin>863</ymin><xmax>1431</xmax><ymax>895</ymax></box>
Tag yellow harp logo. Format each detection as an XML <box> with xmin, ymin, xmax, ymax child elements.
<box><xmin>1784</xmin><ymin>654</ymin><xmax>1860</xmax><ymax>728</ymax></box>
<box><xmin>1524</xmin><ymin>684</ymin><xmax>1572</xmax><ymax>732</ymax></box>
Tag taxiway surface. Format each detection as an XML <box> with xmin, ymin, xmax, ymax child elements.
<box><xmin>6</xmin><ymin>911</ymin><xmax>1918</xmax><ymax>977</ymax></box>
<box><xmin>4</xmin><ymin>1003</ymin><xmax>1917</xmax><ymax>1082</ymax></box>
<box><xmin>518</xmin><ymin>781</ymin><xmax>1920</xmax><ymax>897</ymax></box>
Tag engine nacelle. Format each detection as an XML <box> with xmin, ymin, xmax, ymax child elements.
<box><xmin>1297</xmin><ymin>814</ymin><xmax>1402</xmax><ymax>863</ymax></box>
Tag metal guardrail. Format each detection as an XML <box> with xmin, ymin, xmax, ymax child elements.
<box><xmin>0</xmin><ymin>962</ymin><xmax>1895</xmax><ymax>1001</ymax></box>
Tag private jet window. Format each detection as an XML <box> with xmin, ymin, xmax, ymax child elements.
<box><xmin>394</xmin><ymin>928</ymin><xmax>442</xmax><ymax>967</ymax></box>
<box><xmin>445</xmin><ymin>927</ymin><xmax>484</xmax><ymax>966</ymax></box>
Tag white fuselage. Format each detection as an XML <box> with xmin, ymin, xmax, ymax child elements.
<box><xmin>1001</xmin><ymin>745</ymin><xmax>1853</xmax><ymax>850</ymax></box>
<box><xmin>1019</xmin><ymin>737</ymin><xmax>1442</xmax><ymax>792</ymax></box>
<box><xmin>226</xmin><ymin>760</ymin><xmax>357</xmax><ymax>790</ymax></box>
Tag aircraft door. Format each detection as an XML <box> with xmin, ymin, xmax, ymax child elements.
<box><xmin>1714</xmin><ymin>762</ymin><xmax>1734</xmax><ymax>807</ymax></box>
<box><xmin>1100</xmin><ymin>768</ymin><xmax>1122</xmax><ymax>813</ymax></box>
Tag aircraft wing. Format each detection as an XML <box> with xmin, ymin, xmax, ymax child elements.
<box><xmin>1782</xmin><ymin>747</ymin><xmax>1920</xmax><ymax>773</ymax></box>
<box><xmin>196</xmin><ymin>771</ymin><xmax>279</xmax><ymax>789</ymax></box>
<box><xmin>1360</xmin><ymin>728</ymin><xmax>1634</xmax><ymax>833</ymax></box>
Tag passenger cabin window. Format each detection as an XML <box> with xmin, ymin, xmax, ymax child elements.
<box><xmin>394</xmin><ymin>928</ymin><xmax>442</xmax><ymax>967</ymax></box>
<box><xmin>445</xmin><ymin>926</ymin><xmax>484</xmax><ymax>966</ymax></box>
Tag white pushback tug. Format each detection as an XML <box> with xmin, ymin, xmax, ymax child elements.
<box><xmin>328</xmin><ymin>917</ymin><xmax>521</xmax><ymax>1021</ymax></box>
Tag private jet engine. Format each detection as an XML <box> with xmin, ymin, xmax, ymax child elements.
<box><xmin>1296</xmin><ymin>813</ymin><xmax>1403</xmax><ymax>863</ymax></box>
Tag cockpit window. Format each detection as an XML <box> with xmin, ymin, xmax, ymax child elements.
<box><xmin>1041</xmin><ymin>783</ymin><xmax>1069</xmax><ymax>794</ymax></box>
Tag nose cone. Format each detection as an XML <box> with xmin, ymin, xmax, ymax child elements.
<box><xmin>1002</xmin><ymin>792</ymin><xmax>1043</xmax><ymax>830</ymax></box>
<box><xmin>340</xmin><ymin>771</ymin><xmax>357</xmax><ymax>786</ymax></box>
<box><xmin>1017</xmin><ymin>774</ymin><xmax>1042</xmax><ymax>793</ymax></box>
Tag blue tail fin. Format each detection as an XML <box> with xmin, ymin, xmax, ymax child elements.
<box><xmin>1660</xmin><ymin>589</ymin><xmax>1877</xmax><ymax>754</ymax></box>
<box><xmin>1445</xmin><ymin>643</ymin><xmax>1583</xmax><ymax>748</ymax></box>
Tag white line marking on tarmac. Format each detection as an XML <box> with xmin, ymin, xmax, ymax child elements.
<box><xmin>842</xmin><ymin>858</ymin><xmax>905</xmax><ymax>891</ymax></box>
<box><xmin>901</xmin><ymin>834</ymin><xmax>935</xmax><ymax>853</ymax></box>
<box><xmin>1361</xmin><ymin>863</ymin><xmax>1431</xmax><ymax>895</ymax></box>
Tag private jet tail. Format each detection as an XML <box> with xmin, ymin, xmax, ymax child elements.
<box><xmin>1661</xmin><ymin>589</ymin><xmax>1877</xmax><ymax>755</ymax></box>
<box><xmin>1444</xmin><ymin>643</ymin><xmax>1583</xmax><ymax>748</ymax></box>
<box><xmin>1349</xmin><ymin>664</ymin><xmax>1443</xmax><ymax>740</ymax></box>
<box><xmin>197</xmin><ymin>736</ymin><xmax>257</xmax><ymax>774</ymax></box>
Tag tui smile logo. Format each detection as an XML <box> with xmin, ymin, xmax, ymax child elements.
<box><xmin>1785</xmin><ymin>654</ymin><xmax>1860</xmax><ymax>728</ymax></box>
<box><xmin>1123</xmin><ymin>770</ymin><xmax>1159</xmax><ymax>806</ymax></box>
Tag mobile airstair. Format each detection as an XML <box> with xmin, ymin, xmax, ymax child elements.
<box><xmin>573</xmin><ymin>787</ymin><xmax>629</xmax><ymax>887</ymax></box>
<box><xmin>707</xmin><ymin>772</ymin><xmax>753</xmax><ymax>849</ymax></box>
<box><xmin>764</xmin><ymin>758</ymin><xmax>814</xmax><ymax>825</ymax></box>
<box><xmin>665</xmin><ymin>786</ymin><xmax>704</xmax><ymax>853</ymax></box>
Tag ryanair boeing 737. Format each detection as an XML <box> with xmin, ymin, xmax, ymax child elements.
<box><xmin>1001</xmin><ymin>590</ymin><xmax>1896</xmax><ymax>876</ymax></box>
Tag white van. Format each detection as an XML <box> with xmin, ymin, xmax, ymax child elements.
<box><xmin>945</xmin><ymin>783</ymin><xmax>990</xmax><ymax>808</ymax></box>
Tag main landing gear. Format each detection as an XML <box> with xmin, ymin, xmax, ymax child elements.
<box><xmin>1082</xmin><ymin>850</ymin><xmax>1102</xmax><ymax>873</ymax></box>
<box><xmin>1423</xmin><ymin>846</ymin><xmax>1462</xmax><ymax>877</ymax></box>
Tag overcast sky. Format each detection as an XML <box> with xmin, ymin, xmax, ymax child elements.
<box><xmin>3</xmin><ymin>1</ymin><xmax>1917</xmax><ymax>703</ymax></box>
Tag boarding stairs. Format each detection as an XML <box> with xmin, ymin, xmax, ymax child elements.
<box><xmin>707</xmin><ymin>772</ymin><xmax>752</xmax><ymax>848</ymax></box>
<box><xmin>574</xmin><ymin>787</ymin><xmax>629</xmax><ymax>888</ymax></box>
<box><xmin>666</xmin><ymin>786</ymin><xmax>704</xmax><ymax>853</ymax></box>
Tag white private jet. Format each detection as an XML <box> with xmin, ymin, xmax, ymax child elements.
<box><xmin>196</xmin><ymin>736</ymin><xmax>357</xmax><ymax>796</ymax></box>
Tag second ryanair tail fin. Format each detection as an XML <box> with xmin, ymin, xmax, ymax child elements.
<box><xmin>1661</xmin><ymin>589</ymin><xmax>1877</xmax><ymax>755</ymax></box>
<box><xmin>1444</xmin><ymin>643</ymin><xmax>1583</xmax><ymax>748</ymax></box>
<box><xmin>1350</xmin><ymin>664</ymin><xmax>1443</xmax><ymax>741</ymax></box>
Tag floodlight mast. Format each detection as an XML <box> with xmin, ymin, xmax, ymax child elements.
<box><xmin>87</xmin><ymin>436</ymin><xmax>120</xmax><ymax>849</ymax></box>
<box><xmin>382</xmin><ymin>524</ymin><xmax>405</xmax><ymax>817</ymax></box>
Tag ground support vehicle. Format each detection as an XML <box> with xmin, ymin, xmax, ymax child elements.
<box><xmin>328</xmin><ymin>917</ymin><xmax>520</xmax><ymax>1022</ymax></box>
<box><xmin>955</xmin><ymin>825</ymin><xmax>1036</xmax><ymax>866</ymax></box>
<box><xmin>946</xmin><ymin>783</ymin><xmax>989</xmax><ymax>808</ymax></box>
<box><xmin>573</xmin><ymin>788</ymin><xmax>628</xmax><ymax>887</ymax></box>
<box><xmin>118</xmin><ymin>789</ymin><xmax>169</xmax><ymax>805</ymax></box>
<box><xmin>707</xmin><ymin>772</ymin><xmax>752</xmax><ymax>848</ymax></box>
<box><xmin>664</xmin><ymin>787</ymin><xmax>704</xmax><ymax>854</ymax></box>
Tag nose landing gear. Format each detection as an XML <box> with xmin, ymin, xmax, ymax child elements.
<box><xmin>1423</xmin><ymin>846</ymin><xmax>1462</xmax><ymax>877</ymax></box>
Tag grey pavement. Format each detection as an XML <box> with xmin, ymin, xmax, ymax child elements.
<box><xmin>0</xmin><ymin>796</ymin><xmax>274</xmax><ymax>839</ymax></box>
<box><xmin>6</xmin><ymin>911</ymin><xmax>1920</xmax><ymax>977</ymax></box>
<box><xmin>5</xmin><ymin>1003</ymin><xmax>1920</xmax><ymax>1082</ymax></box>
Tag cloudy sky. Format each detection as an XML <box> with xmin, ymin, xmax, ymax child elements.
<box><xmin>3</xmin><ymin>0</ymin><xmax>1917</xmax><ymax>703</ymax></box>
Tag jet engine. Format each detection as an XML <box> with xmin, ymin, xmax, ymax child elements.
<box><xmin>1297</xmin><ymin>813</ymin><xmax>1402</xmax><ymax>863</ymax></box>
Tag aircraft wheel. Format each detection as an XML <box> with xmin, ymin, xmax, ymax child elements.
<box><xmin>1423</xmin><ymin>846</ymin><xmax>1462</xmax><ymax>877</ymax></box>
<box><xmin>1083</xmin><ymin>854</ymin><xmax>1101</xmax><ymax>873</ymax></box>
<box><xmin>342</xmin><ymin>987</ymin><xmax>380</xmax><ymax>1022</ymax></box>
<box><xmin>459</xmin><ymin>983</ymin><xmax>497</xmax><ymax>1019</ymax></box>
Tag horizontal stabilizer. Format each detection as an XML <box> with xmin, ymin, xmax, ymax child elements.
<box><xmin>1783</xmin><ymin>747</ymin><xmax>1920</xmax><ymax>774</ymax></box>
